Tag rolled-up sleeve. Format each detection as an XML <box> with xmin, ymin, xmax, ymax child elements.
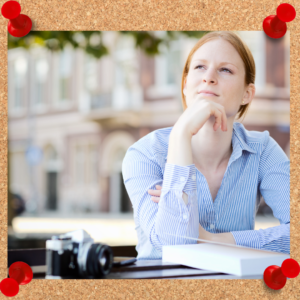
<box><xmin>231</xmin><ymin>135</ymin><xmax>290</xmax><ymax>254</ymax></box>
<box><xmin>122</xmin><ymin>146</ymin><xmax>199</xmax><ymax>253</ymax></box>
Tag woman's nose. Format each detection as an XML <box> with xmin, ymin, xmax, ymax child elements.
<box><xmin>202</xmin><ymin>69</ymin><xmax>217</xmax><ymax>84</ymax></box>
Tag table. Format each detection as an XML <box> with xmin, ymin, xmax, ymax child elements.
<box><xmin>8</xmin><ymin>248</ymin><xmax>263</xmax><ymax>280</ymax></box>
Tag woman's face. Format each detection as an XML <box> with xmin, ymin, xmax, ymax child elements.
<box><xmin>183</xmin><ymin>38</ymin><xmax>255</xmax><ymax>119</ymax></box>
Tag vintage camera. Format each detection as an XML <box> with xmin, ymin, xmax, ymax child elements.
<box><xmin>46</xmin><ymin>229</ymin><xmax>114</xmax><ymax>279</ymax></box>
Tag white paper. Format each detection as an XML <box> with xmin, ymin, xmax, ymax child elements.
<box><xmin>162</xmin><ymin>233</ymin><xmax>290</xmax><ymax>276</ymax></box>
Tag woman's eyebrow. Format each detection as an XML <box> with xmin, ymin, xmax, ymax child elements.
<box><xmin>191</xmin><ymin>59</ymin><xmax>238</xmax><ymax>68</ymax></box>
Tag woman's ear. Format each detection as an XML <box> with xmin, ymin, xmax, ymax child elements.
<box><xmin>242</xmin><ymin>83</ymin><xmax>255</xmax><ymax>105</ymax></box>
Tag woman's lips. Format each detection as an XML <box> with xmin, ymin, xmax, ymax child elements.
<box><xmin>199</xmin><ymin>92</ymin><xmax>218</xmax><ymax>96</ymax></box>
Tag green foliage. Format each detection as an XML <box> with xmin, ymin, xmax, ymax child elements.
<box><xmin>8</xmin><ymin>31</ymin><xmax>209</xmax><ymax>59</ymax></box>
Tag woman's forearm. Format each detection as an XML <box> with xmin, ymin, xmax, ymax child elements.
<box><xmin>205</xmin><ymin>231</ymin><xmax>236</xmax><ymax>245</ymax></box>
<box><xmin>167</xmin><ymin>126</ymin><xmax>193</xmax><ymax>166</ymax></box>
<box><xmin>167</xmin><ymin>127</ymin><xmax>236</xmax><ymax>246</ymax></box>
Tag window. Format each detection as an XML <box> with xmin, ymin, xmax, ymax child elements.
<box><xmin>74</xmin><ymin>143</ymin><xmax>98</xmax><ymax>185</ymax></box>
<box><xmin>34</xmin><ymin>58</ymin><xmax>49</xmax><ymax>107</ymax></box>
<box><xmin>237</xmin><ymin>31</ymin><xmax>266</xmax><ymax>93</ymax></box>
<box><xmin>58</xmin><ymin>49</ymin><xmax>73</xmax><ymax>102</ymax></box>
<box><xmin>85</xmin><ymin>55</ymin><xmax>98</xmax><ymax>93</ymax></box>
<box><xmin>155</xmin><ymin>40</ymin><xmax>181</xmax><ymax>86</ymax></box>
<box><xmin>110</xmin><ymin>34</ymin><xmax>144</xmax><ymax>110</ymax></box>
<box><xmin>8</xmin><ymin>56</ymin><xmax>28</xmax><ymax>113</ymax></box>
<box><xmin>146</xmin><ymin>33</ymin><xmax>182</xmax><ymax>99</ymax></box>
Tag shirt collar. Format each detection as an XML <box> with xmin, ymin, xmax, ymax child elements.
<box><xmin>232</xmin><ymin>122</ymin><xmax>257</xmax><ymax>154</ymax></box>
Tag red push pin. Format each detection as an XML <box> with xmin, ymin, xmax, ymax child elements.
<box><xmin>0</xmin><ymin>278</ymin><xmax>19</xmax><ymax>297</ymax></box>
<box><xmin>1</xmin><ymin>0</ymin><xmax>32</xmax><ymax>38</ymax></box>
<box><xmin>264</xmin><ymin>265</ymin><xmax>287</xmax><ymax>290</ymax></box>
<box><xmin>9</xmin><ymin>262</ymin><xmax>33</xmax><ymax>285</ymax></box>
<box><xmin>281</xmin><ymin>258</ymin><xmax>300</xmax><ymax>278</ymax></box>
<box><xmin>0</xmin><ymin>262</ymin><xmax>33</xmax><ymax>297</ymax></box>
<box><xmin>263</xmin><ymin>3</ymin><xmax>296</xmax><ymax>39</ymax></box>
<box><xmin>264</xmin><ymin>258</ymin><xmax>300</xmax><ymax>290</ymax></box>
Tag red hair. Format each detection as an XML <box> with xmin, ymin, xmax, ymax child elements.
<box><xmin>181</xmin><ymin>31</ymin><xmax>256</xmax><ymax>121</ymax></box>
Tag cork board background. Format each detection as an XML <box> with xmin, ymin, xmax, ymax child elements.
<box><xmin>0</xmin><ymin>0</ymin><xmax>299</xmax><ymax>299</ymax></box>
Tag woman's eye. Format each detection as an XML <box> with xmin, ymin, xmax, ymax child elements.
<box><xmin>221</xmin><ymin>68</ymin><xmax>232</xmax><ymax>73</ymax></box>
<box><xmin>195</xmin><ymin>65</ymin><xmax>232</xmax><ymax>74</ymax></box>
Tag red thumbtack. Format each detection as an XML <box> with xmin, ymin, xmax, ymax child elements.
<box><xmin>281</xmin><ymin>258</ymin><xmax>300</xmax><ymax>278</ymax></box>
<box><xmin>264</xmin><ymin>258</ymin><xmax>300</xmax><ymax>290</ymax></box>
<box><xmin>0</xmin><ymin>278</ymin><xmax>19</xmax><ymax>297</ymax></box>
<box><xmin>0</xmin><ymin>262</ymin><xmax>33</xmax><ymax>297</ymax></box>
<box><xmin>9</xmin><ymin>262</ymin><xmax>33</xmax><ymax>285</ymax></box>
<box><xmin>263</xmin><ymin>3</ymin><xmax>296</xmax><ymax>39</ymax></box>
<box><xmin>1</xmin><ymin>0</ymin><xmax>32</xmax><ymax>38</ymax></box>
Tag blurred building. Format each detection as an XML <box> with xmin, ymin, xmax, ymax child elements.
<box><xmin>8</xmin><ymin>31</ymin><xmax>290</xmax><ymax>215</ymax></box>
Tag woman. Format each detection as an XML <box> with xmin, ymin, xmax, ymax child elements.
<box><xmin>122</xmin><ymin>31</ymin><xmax>290</xmax><ymax>260</ymax></box>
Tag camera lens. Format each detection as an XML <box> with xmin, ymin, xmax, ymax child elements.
<box><xmin>99</xmin><ymin>256</ymin><xmax>106</xmax><ymax>268</ymax></box>
<box><xmin>86</xmin><ymin>243</ymin><xmax>113</xmax><ymax>277</ymax></box>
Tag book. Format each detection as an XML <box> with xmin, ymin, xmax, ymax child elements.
<box><xmin>162</xmin><ymin>243</ymin><xmax>290</xmax><ymax>276</ymax></box>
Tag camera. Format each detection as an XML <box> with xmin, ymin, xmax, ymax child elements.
<box><xmin>45</xmin><ymin>229</ymin><xmax>114</xmax><ymax>279</ymax></box>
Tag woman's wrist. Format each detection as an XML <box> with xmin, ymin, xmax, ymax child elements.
<box><xmin>210</xmin><ymin>232</ymin><xmax>236</xmax><ymax>245</ymax></box>
<box><xmin>171</xmin><ymin>122</ymin><xmax>192</xmax><ymax>140</ymax></box>
<box><xmin>167</xmin><ymin>126</ymin><xmax>193</xmax><ymax>166</ymax></box>
<box><xmin>198</xmin><ymin>225</ymin><xmax>214</xmax><ymax>242</ymax></box>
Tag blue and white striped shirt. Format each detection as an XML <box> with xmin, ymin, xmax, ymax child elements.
<box><xmin>122</xmin><ymin>122</ymin><xmax>290</xmax><ymax>260</ymax></box>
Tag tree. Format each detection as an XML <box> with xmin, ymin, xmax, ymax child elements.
<box><xmin>8</xmin><ymin>31</ymin><xmax>209</xmax><ymax>58</ymax></box>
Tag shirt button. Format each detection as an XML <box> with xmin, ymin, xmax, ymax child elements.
<box><xmin>210</xmin><ymin>224</ymin><xmax>215</xmax><ymax>229</ymax></box>
<box><xmin>192</xmin><ymin>175</ymin><xmax>196</xmax><ymax>180</ymax></box>
<box><xmin>180</xmin><ymin>176</ymin><xmax>185</xmax><ymax>182</ymax></box>
<box><xmin>183</xmin><ymin>214</ymin><xmax>188</xmax><ymax>219</ymax></box>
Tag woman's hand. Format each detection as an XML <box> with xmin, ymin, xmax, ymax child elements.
<box><xmin>197</xmin><ymin>223</ymin><xmax>213</xmax><ymax>243</ymax></box>
<box><xmin>148</xmin><ymin>185</ymin><xmax>162</xmax><ymax>203</ymax></box>
<box><xmin>174</xmin><ymin>96</ymin><xmax>228</xmax><ymax>138</ymax></box>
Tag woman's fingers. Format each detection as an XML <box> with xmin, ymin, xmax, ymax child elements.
<box><xmin>215</xmin><ymin>104</ymin><xmax>227</xmax><ymax>131</ymax></box>
<box><xmin>148</xmin><ymin>185</ymin><xmax>162</xmax><ymax>203</ymax></box>
<box><xmin>150</xmin><ymin>196</ymin><xmax>160</xmax><ymax>203</ymax></box>
<box><xmin>148</xmin><ymin>185</ymin><xmax>162</xmax><ymax>196</ymax></box>
<box><xmin>209</xmin><ymin>102</ymin><xmax>227</xmax><ymax>132</ymax></box>
<box><xmin>219</xmin><ymin>107</ymin><xmax>227</xmax><ymax>131</ymax></box>
<box><xmin>148</xmin><ymin>190</ymin><xmax>161</xmax><ymax>196</ymax></box>
<box><xmin>213</xmin><ymin>108</ymin><xmax>224</xmax><ymax>131</ymax></box>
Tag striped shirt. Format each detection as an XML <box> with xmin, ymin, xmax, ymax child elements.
<box><xmin>122</xmin><ymin>122</ymin><xmax>290</xmax><ymax>260</ymax></box>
